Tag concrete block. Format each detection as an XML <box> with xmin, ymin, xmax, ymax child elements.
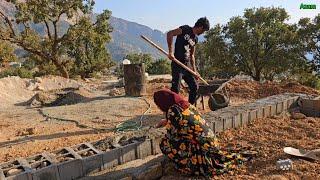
<box><xmin>151</xmin><ymin>138</ymin><xmax>162</xmax><ymax>155</ymax></box>
<box><xmin>0</xmin><ymin>159</ymin><xmax>32</xmax><ymax>180</ymax></box>
<box><xmin>137</xmin><ymin>139</ymin><xmax>152</xmax><ymax>159</ymax></box>
<box><xmin>276</xmin><ymin>101</ymin><xmax>284</xmax><ymax>114</ymax></box>
<box><xmin>223</xmin><ymin>117</ymin><xmax>233</xmax><ymax>130</ymax></box>
<box><xmin>214</xmin><ymin>119</ymin><xmax>224</xmax><ymax>133</ymax></box>
<box><xmin>72</xmin><ymin>143</ymin><xmax>103</xmax><ymax>175</ymax></box>
<box><xmin>81</xmin><ymin>153</ymin><xmax>103</xmax><ymax>175</ymax></box>
<box><xmin>232</xmin><ymin>114</ymin><xmax>241</xmax><ymax>128</ymax></box>
<box><xmin>270</xmin><ymin>104</ymin><xmax>277</xmax><ymax>116</ymax></box>
<box><xmin>248</xmin><ymin>110</ymin><xmax>257</xmax><ymax>122</ymax></box>
<box><xmin>4</xmin><ymin>168</ymin><xmax>32</xmax><ymax>180</ymax></box>
<box><xmin>27</xmin><ymin>153</ymin><xmax>60</xmax><ymax>180</ymax></box>
<box><xmin>102</xmin><ymin>148</ymin><xmax>121</xmax><ymax>169</ymax></box>
<box><xmin>31</xmin><ymin>164</ymin><xmax>60</xmax><ymax>180</ymax></box>
<box><xmin>240</xmin><ymin>111</ymin><xmax>249</xmax><ymax>126</ymax></box>
<box><xmin>120</xmin><ymin>142</ymin><xmax>138</xmax><ymax>164</ymax></box>
<box><xmin>57</xmin><ymin>158</ymin><xmax>83</xmax><ymax>180</ymax></box>
<box><xmin>257</xmin><ymin>107</ymin><xmax>263</xmax><ymax>119</ymax></box>
<box><xmin>54</xmin><ymin>148</ymin><xmax>83</xmax><ymax>180</ymax></box>
<box><xmin>283</xmin><ymin>99</ymin><xmax>288</xmax><ymax>111</ymax></box>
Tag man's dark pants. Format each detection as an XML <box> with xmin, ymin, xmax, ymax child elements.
<box><xmin>170</xmin><ymin>62</ymin><xmax>198</xmax><ymax>104</ymax></box>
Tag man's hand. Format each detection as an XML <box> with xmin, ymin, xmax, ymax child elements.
<box><xmin>168</xmin><ymin>53</ymin><xmax>175</xmax><ymax>61</ymax></box>
<box><xmin>155</xmin><ymin>119</ymin><xmax>168</xmax><ymax>128</ymax></box>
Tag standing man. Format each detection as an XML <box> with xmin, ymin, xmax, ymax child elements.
<box><xmin>167</xmin><ymin>17</ymin><xmax>210</xmax><ymax>105</ymax></box>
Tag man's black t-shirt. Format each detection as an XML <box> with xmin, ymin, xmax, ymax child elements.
<box><xmin>174</xmin><ymin>25</ymin><xmax>198</xmax><ymax>67</ymax></box>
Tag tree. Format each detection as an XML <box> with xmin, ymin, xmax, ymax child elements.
<box><xmin>298</xmin><ymin>14</ymin><xmax>320</xmax><ymax>74</ymax></box>
<box><xmin>227</xmin><ymin>7</ymin><xmax>303</xmax><ymax>81</ymax></box>
<box><xmin>66</xmin><ymin>10</ymin><xmax>114</xmax><ymax>78</ymax></box>
<box><xmin>0</xmin><ymin>0</ymin><xmax>113</xmax><ymax>78</ymax></box>
<box><xmin>0</xmin><ymin>40</ymin><xmax>17</xmax><ymax>66</ymax></box>
<box><xmin>201</xmin><ymin>7</ymin><xmax>305</xmax><ymax>81</ymax></box>
<box><xmin>148</xmin><ymin>58</ymin><xmax>171</xmax><ymax>74</ymax></box>
<box><xmin>198</xmin><ymin>25</ymin><xmax>236</xmax><ymax>78</ymax></box>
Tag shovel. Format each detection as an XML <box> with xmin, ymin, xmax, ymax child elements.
<box><xmin>141</xmin><ymin>35</ymin><xmax>229</xmax><ymax>110</ymax></box>
<box><xmin>284</xmin><ymin>147</ymin><xmax>320</xmax><ymax>161</ymax></box>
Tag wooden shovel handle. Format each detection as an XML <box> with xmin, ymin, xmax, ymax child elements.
<box><xmin>140</xmin><ymin>35</ymin><xmax>209</xmax><ymax>85</ymax></box>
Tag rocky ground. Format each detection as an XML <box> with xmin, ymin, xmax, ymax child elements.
<box><xmin>0</xmin><ymin>75</ymin><xmax>319</xmax><ymax>179</ymax></box>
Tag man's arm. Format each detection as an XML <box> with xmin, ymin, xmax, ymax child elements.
<box><xmin>167</xmin><ymin>28</ymin><xmax>182</xmax><ymax>60</ymax></box>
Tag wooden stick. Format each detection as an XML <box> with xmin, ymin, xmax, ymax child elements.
<box><xmin>140</xmin><ymin>35</ymin><xmax>209</xmax><ymax>85</ymax></box>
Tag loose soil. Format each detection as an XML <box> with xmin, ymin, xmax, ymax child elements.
<box><xmin>0</xmin><ymin>75</ymin><xmax>319</xmax><ymax>179</ymax></box>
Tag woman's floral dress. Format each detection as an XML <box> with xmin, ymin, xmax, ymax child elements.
<box><xmin>160</xmin><ymin>104</ymin><xmax>244</xmax><ymax>177</ymax></box>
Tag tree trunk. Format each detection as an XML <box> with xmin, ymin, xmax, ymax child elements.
<box><xmin>52</xmin><ymin>58</ymin><xmax>69</xmax><ymax>78</ymax></box>
<box><xmin>59</xmin><ymin>65</ymin><xmax>69</xmax><ymax>79</ymax></box>
<box><xmin>253</xmin><ymin>69</ymin><xmax>261</xmax><ymax>81</ymax></box>
<box><xmin>252</xmin><ymin>72</ymin><xmax>261</xmax><ymax>81</ymax></box>
<box><xmin>123</xmin><ymin>63</ymin><xmax>146</xmax><ymax>96</ymax></box>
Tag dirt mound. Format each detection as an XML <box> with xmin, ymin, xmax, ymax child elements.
<box><xmin>50</xmin><ymin>88</ymin><xmax>92</xmax><ymax>106</ymax></box>
<box><xmin>25</xmin><ymin>87</ymin><xmax>93</xmax><ymax>107</ymax></box>
<box><xmin>0</xmin><ymin>76</ymin><xmax>84</xmax><ymax>107</ymax></box>
<box><xmin>0</xmin><ymin>76</ymin><xmax>35</xmax><ymax>107</ymax></box>
<box><xmin>226</xmin><ymin>80</ymin><xmax>320</xmax><ymax>99</ymax></box>
<box><xmin>28</xmin><ymin>76</ymin><xmax>82</xmax><ymax>91</ymax></box>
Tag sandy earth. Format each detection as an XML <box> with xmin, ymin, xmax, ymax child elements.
<box><xmin>0</xmin><ymin>76</ymin><xmax>163</xmax><ymax>163</ymax></box>
<box><xmin>217</xmin><ymin>114</ymin><xmax>320</xmax><ymax>179</ymax></box>
<box><xmin>0</xmin><ymin>75</ymin><xmax>319</xmax><ymax>179</ymax></box>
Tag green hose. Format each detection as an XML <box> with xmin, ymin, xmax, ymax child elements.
<box><xmin>115</xmin><ymin>121</ymin><xmax>140</xmax><ymax>132</ymax></box>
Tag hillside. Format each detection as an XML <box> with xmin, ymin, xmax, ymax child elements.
<box><xmin>108</xmin><ymin>16</ymin><xmax>167</xmax><ymax>61</ymax></box>
<box><xmin>0</xmin><ymin>2</ymin><xmax>167</xmax><ymax>61</ymax></box>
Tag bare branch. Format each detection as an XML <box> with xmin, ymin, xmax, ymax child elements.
<box><xmin>44</xmin><ymin>20</ymin><xmax>52</xmax><ymax>39</ymax></box>
<box><xmin>0</xmin><ymin>9</ymin><xmax>16</xmax><ymax>37</ymax></box>
<box><xmin>1</xmin><ymin>35</ymin><xmax>49</xmax><ymax>61</ymax></box>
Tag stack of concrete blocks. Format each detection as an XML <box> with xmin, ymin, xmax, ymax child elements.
<box><xmin>203</xmin><ymin>93</ymin><xmax>304</xmax><ymax>134</ymax></box>
<box><xmin>0</xmin><ymin>138</ymin><xmax>160</xmax><ymax>180</ymax></box>
<box><xmin>0</xmin><ymin>93</ymin><xmax>308</xmax><ymax>180</ymax></box>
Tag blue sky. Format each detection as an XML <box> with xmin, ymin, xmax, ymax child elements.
<box><xmin>94</xmin><ymin>0</ymin><xmax>320</xmax><ymax>32</ymax></box>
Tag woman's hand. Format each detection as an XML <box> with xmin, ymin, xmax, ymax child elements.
<box><xmin>155</xmin><ymin>119</ymin><xmax>168</xmax><ymax>128</ymax></box>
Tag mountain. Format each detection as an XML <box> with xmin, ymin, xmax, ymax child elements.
<box><xmin>108</xmin><ymin>16</ymin><xmax>167</xmax><ymax>61</ymax></box>
<box><xmin>0</xmin><ymin>2</ymin><xmax>168</xmax><ymax>61</ymax></box>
